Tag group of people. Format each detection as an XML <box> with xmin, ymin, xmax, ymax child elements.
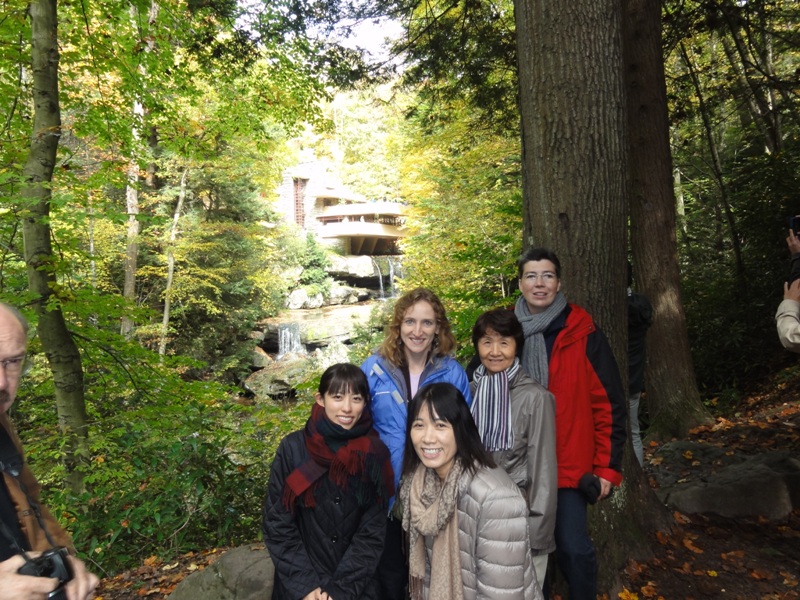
<box><xmin>0</xmin><ymin>246</ymin><xmax>630</xmax><ymax>600</ymax></box>
<box><xmin>7</xmin><ymin>230</ymin><xmax>800</xmax><ymax>600</ymax></box>
<box><xmin>263</xmin><ymin>247</ymin><xmax>628</xmax><ymax>600</ymax></box>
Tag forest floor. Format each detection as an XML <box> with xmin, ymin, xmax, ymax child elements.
<box><xmin>613</xmin><ymin>369</ymin><xmax>800</xmax><ymax>600</ymax></box>
<box><xmin>94</xmin><ymin>371</ymin><xmax>800</xmax><ymax>600</ymax></box>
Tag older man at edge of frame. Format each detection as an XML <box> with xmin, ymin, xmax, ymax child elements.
<box><xmin>0</xmin><ymin>302</ymin><xmax>99</xmax><ymax>600</ymax></box>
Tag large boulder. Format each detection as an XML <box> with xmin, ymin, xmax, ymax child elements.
<box><xmin>252</xmin><ymin>347</ymin><xmax>272</xmax><ymax>369</ymax></box>
<box><xmin>168</xmin><ymin>544</ymin><xmax>274</xmax><ymax>600</ymax></box>
<box><xmin>327</xmin><ymin>254</ymin><xmax>378</xmax><ymax>279</ymax></box>
<box><xmin>243</xmin><ymin>357</ymin><xmax>309</xmax><ymax>400</ymax></box>
<box><xmin>286</xmin><ymin>289</ymin><xmax>324</xmax><ymax>310</ymax></box>
<box><xmin>327</xmin><ymin>282</ymin><xmax>363</xmax><ymax>305</ymax></box>
<box><xmin>652</xmin><ymin>442</ymin><xmax>800</xmax><ymax>520</ymax></box>
<box><xmin>257</xmin><ymin>303</ymin><xmax>377</xmax><ymax>354</ymax></box>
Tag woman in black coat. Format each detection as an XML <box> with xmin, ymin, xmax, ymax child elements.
<box><xmin>262</xmin><ymin>364</ymin><xmax>394</xmax><ymax>600</ymax></box>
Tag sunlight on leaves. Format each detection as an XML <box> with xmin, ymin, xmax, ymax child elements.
<box><xmin>721</xmin><ymin>550</ymin><xmax>745</xmax><ymax>561</ymax></box>
<box><xmin>673</xmin><ymin>511</ymin><xmax>691</xmax><ymax>524</ymax></box>
<box><xmin>682</xmin><ymin>536</ymin><xmax>704</xmax><ymax>554</ymax></box>
<box><xmin>780</xmin><ymin>570</ymin><xmax>798</xmax><ymax>587</ymax></box>
<box><xmin>640</xmin><ymin>583</ymin><xmax>659</xmax><ymax>598</ymax></box>
<box><xmin>750</xmin><ymin>569</ymin><xmax>774</xmax><ymax>580</ymax></box>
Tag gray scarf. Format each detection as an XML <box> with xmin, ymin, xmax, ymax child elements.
<box><xmin>514</xmin><ymin>292</ymin><xmax>568</xmax><ymax>387</ymax></box>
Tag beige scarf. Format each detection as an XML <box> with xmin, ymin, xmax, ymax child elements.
<box><xmin>399</xmin><ymin>460</ymin><xmax>465</xmax><ymax>600</ymax></box>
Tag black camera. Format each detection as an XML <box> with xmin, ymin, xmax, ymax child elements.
<box><xmin>17</xmin><ymin>547</ymin><xmax>74</xmax><ymax>600</ymax></box>
<box><xmin>789</xmin><ymin>215</ymin><xmax>800</xmax><ymax>237</ymax></box>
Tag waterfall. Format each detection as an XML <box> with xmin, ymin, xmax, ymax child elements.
<box><xmin>387</xmin><ymin>257</ymin><xmax>396</xmax><ymax>298</ymax></box>
<box><xmin>277</xmin><ymin>323</ymin><xmax>305</xmax><ymax>357</ymax></box>
<box><xmin>371</xmin><ymin>257</ymin><xmax>384</xmax><ymax>299</ymax></box>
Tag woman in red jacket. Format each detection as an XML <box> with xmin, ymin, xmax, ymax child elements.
<box><xmin>513</xmin><ymin>248</ymin><xmax>626</xmax><ymax>600</ymax></box>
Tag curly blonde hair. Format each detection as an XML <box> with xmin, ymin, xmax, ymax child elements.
<box><xmin>378</xmin><ymin>288</ymin><xmax>457</xmax><ymax>367</ymax></box>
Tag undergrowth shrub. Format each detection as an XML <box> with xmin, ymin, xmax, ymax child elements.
<box><xmin>16</xmin><ymin>342</ymin><xmax>310</xmax><ymax>575</ymax></box>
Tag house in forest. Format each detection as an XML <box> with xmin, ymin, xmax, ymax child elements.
<box><xmin>274</xmin><ymin>159</ymin><xmax>407</xmax><ymax>256</ymax></box>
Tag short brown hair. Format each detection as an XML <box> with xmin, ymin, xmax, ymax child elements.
<box><xmin>378</xmin><ymin>288</ymin><xmax>456</xmax><ymax>367</ymax></box>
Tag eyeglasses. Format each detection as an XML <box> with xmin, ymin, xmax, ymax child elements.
<box><xmin>0</xmin><ymin>355</ymin><xmax>29</xmax><ymax>377</ymax></box>
<box><xmin>522</xmin><ymin>272</ymin><xmax>557</xmax><ymax>282</ymax></box>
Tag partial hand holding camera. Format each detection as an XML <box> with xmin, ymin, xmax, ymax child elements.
<box><xmin>17</xmin><ymin>547</ymin><xmax>74</xmax><ymax>600</ymax></box>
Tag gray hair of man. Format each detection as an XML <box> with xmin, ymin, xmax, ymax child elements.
<box><xmin>0</xmin><ymin>302</ymin><xmax>30</xmax><ymax>337</ymax></box>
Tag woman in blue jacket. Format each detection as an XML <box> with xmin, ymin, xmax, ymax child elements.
<box><xmin>361</xmin><ymin>287</ymin><xmax>471</xmax><ymax>600</ymax></box>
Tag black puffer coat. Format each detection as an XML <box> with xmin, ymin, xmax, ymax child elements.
<box><xmin>262</xmin><ymin>431</ymin><xmax>386</xmax><ymax>600</ymax></box>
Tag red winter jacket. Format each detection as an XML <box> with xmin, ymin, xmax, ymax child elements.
<box><xmin>546</xmin><ymin>304</ymin><xmax>626</xmax><ymax>488</ymax></box>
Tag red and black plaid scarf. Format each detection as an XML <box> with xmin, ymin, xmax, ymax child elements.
<box><xmin>282</xmin><ymin>403</ymin><xmax>394</xmax><ymax>512</ymax></box>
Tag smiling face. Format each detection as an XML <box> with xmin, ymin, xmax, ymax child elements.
<box><xmin>400</xmin><ymin>301</ymin><xmax>439</xmax><ymax>362</ymax></box>
<box><xmin>410</xmin><ymin>402</ymin><xmax>457</xmax><ymax>480</ymax></box>
<box><xmin>0</xmin><ymin>306</ymin><xmax>26</xmax><ymax>415</ymax></box>
<box><xmin>477</xmin><ymin>328</ymin><xmax>517</xmax><ymax>374</ymax></box>
<box><xmin>315</xmin><ymin>388</ymin><xmax>366</xmax><ymax>430</ymax></box>
<box><xmin>518</xmin><ymin>259</ymin><xmax>561</xmax><ymax>314</ymax></box>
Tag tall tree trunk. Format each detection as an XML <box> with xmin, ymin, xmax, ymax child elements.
<box><xmin>120</xmin><ymin>1</ymin><xmax>158</xmax><ymax>338</ymax></box>
<box><xmin>679</xmin><ymin>41</ymin><xmax>746</xmax><ymax>286</ymax></box>
<box><xmin>120</xmin><ymin>148</ymin><xmax>140</xmax><ymax>338</ymax></box>
<box><xmin>623</xmin><ymin>0</ymin><xmax>710</xmax><ymax>440</ymax></box>
<box><xmin>21</xmin><ymin>0</ymin><xmax>88</xmax><ymax>496</ymax></box>
<box><xmin>159</xmin><ymin>169</ymin><xmax>188</xmax><ymax>358</ymax></box>
<box><xmin>515</xmin><ymin>0</ymin><xmax>670</xmax><ymax>594</ymax></box>
<box><xmin>516</xmin><ymin>0</ymin><xmax>628</xmax><ymax>339</ymax></box>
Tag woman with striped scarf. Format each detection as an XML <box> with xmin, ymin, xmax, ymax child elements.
<box><xmin>470</xmin><ymin>308</ymin><xmax>557</xmax><ymax>590</ymax></box>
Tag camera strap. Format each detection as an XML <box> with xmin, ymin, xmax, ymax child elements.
<box><xmin>0</xmin><ymin>422</ymin><xmax>59</xmax><ymax>550</ymax></box>
<box><xmin>0</xmin><ymin>515</ymin><xmax>27</xmax><ymax>556</ymax></box>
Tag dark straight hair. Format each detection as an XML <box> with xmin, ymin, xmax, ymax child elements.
<box><xmin>318</xmin><ymin>363</ymin><xmax>371</xmax><ymax>402</ymax></box>
<box><xmin>471</xmin><ymin>309</ymin><xmax>524</xmax><ymax>357</ymax></box>
<box><xmin>516</xmin><ymin>247</ymin><xmax>562</xmax><ymax>279</ymax></box>
<box><xmin>401</xmin><ymin>382</ymin><xmax>495</xmax><ymax>479</ymax></box>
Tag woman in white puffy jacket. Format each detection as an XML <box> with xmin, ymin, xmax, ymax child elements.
<box><xmin>398</xmin><ymin>382</ymin><xmax>543</xmax><ymax>600</ymax></box>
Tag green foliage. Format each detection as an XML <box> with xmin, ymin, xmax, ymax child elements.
<box><xmin>298</xmin><ymin>232</ymin><xmax>332</xmax><ymax>296</ymax></box>
<box><xmin>15</xmin><ymin>334</ymin><xmax>312</xmax><ymax>574</ymax></box>
<box><xmin>398</xmin><ymin>99</ymin><xmax>522</xmax><ymax>354</ymax></box>
<box><xmin>346</xmin><ymin>301</ymin><xmax>394</xmax><ymax>364</ymax></box>
<box><xmin>310</xmin><ymin>85</ymin><xmax>407</xmax><ymax>202</ymax></box>
<box><xmin>679</xmin><ymin>145</ymin><xmax>800</xmax><ymax>392</ymax></box>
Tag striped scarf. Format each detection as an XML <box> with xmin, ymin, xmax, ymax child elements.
<box><xmin>282</xmin><ymin>403</ymin><xmax>394</xmax><ymax>512</ymax></box>
<box><xmin>470</xmin><ymin>358</ymin><xmax>521</xmax><ymax>452</ymax></box>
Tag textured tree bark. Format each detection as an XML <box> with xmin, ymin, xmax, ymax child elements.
<box><xmin>120</xmin><ymin>148</ymin><xmax>140</xmax><ymax>338</ymax></box>
<box><xmin>159</xmin><ymin>169</ymin><xmax>188</xmax><ymax>358</ymax></box>
<box><xmin>21</xmin><ymin>0</ymin><xmax>88</xmax><ymax>495</ymax></box>
<box><xmin>515</xmin><ymin>0</ymin><xmax>629</xmax><ymax>346</ymax></box>
<box><xmin>623</xmin><ymin>1</ymin><xmax>711</xmax><ymax>440</ymax></box>
<box><xmin>515</xmin><ymin>0</ymin><xmax>677</xmax><ymax>593</ymax></box>
<box><xmin>121</xmin><ymin>1</ymin><xmax>159</xmax><ymax>338</ymax></box>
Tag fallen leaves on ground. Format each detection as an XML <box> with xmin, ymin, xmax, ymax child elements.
<box><xmin>623</xmin><ymin>370</ymin><xmax>800</xmax><ymax>600</ymax></box>
<box><xmin>96</xmin><ymin>372</ymin><xmax>800</xmax><ymax>600</ymax></box>
<box><xmin>95</xmin><ymin>548</ymin><xmax>229</xmax><ymax>600</ymax></box>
